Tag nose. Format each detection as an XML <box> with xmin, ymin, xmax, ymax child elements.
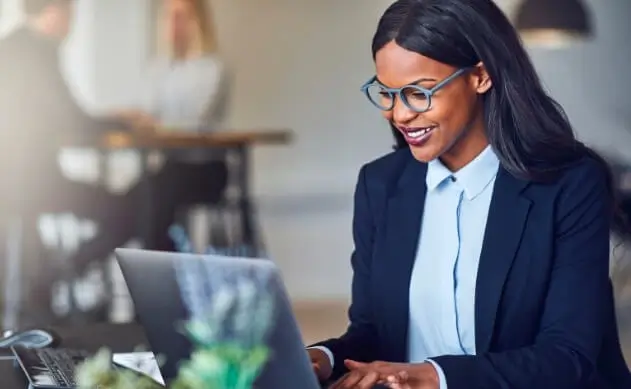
<box><xmin>391</xmin><ymin>97</ymin><xmax>417</xmax><ymax>124</ymax></box>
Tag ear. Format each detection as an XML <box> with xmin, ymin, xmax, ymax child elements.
<box><xmin>472</xmin><ymin>62</ymin><xmax>492</xmax><ymax>94</ymax></box>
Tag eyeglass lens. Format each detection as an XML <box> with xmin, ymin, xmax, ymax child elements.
<box><xmin>365</xmin><ymin>84</ymin><xmax>431</xmax><ymax>112</ymax></box>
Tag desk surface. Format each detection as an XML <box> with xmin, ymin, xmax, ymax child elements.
<box><xmin>1</xmin><ymin>323</ymin><xmax>147</xmax><ymax>389</ymax></box>
<box><xmin>102</xmin><ymin>129</ymin><xmax>292</xmax><ymax>149</ymax></box>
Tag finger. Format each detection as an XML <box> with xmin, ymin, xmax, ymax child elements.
<box><xmin>376</xmin><ymin>374</ymin><xmax>392</xmax><ymax>385</ymax></box>
<box><xmin>344</xmin><ymin>359</ymin><xmax>367</xmax><ymax>370</ymax></box>
<box><xmin>397</xmin><ymin>370</ymin><xmax>409</xmax><ymax>380</ymax></box>
<box><xmin>384</xmin><ymin>371</ymin><xmax>410</xmax><ymax>389</ymax></box>
<box><xmin>356</xmin><ymin>370</ymin><xmax>380</xmax><ymax>389</ymax></box>
<box><xmin>331</xmin><ymin>371</ymin><xmax>362</xmax><ymax>389</ymax></box>
<box><xmin>329</xmin><ymin>373</ymin><xmax>347</xmax><ymax>389</ymax></box>
<box><xmin>386</xmin><ymin>375</ymin><xmax>403</xmax><ymax>384</ymax></box>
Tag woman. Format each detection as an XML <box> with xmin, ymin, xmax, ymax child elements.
<box><xmin>307</xmin><ymin>1</ymin><xmax>631</xmax><ymax>388</ymax></box>
<box><xmin>120</xmin><ymin>0</ymin><xmax>229</xmax><ymax>251</ymax></box>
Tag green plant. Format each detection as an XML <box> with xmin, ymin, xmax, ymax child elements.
<box><xmin>76</xmin><ymin>257</ymin><xmax>275</xmax><ymax>389</ymax></box>
<box><xmin>75</xmin><ymin>349</ymin><xmax>161</xmax><ymax>389</ymax></box>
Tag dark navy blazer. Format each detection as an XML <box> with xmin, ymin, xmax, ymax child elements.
<box><xmin>315</xmin><ymin>148</ymin><xmax>631</xmax><ymax>389</ymax></box>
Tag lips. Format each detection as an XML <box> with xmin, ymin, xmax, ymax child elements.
<box><xmin>398</xmin><ymin>126</ymin><xmax>437</xmax><ymax>147</ymax></box>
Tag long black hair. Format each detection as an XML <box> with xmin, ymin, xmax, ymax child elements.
<box><xmin>374</xmin><ymin>0</ymin><xmax>629</xmax><ymax>237</ymax></box>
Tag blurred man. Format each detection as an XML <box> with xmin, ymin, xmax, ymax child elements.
<box><xmin>0</xmin><ymin>0</ymin><xmax>134</xmax><ymax>327</ymax></box>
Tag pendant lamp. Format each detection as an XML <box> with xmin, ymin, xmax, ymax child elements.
<box><xmin>515</xmin><ymin>0</ymin><xmax>593</xmax><ymax>47</ymax></box>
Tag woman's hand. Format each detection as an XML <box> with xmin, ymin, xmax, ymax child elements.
<box><xmin>330</xmin><ymin>360</ymin><xmax>439</xmax><ymax>389</ymax></box>
<box><xmin>307</xmin><ymin>348</ymin><xmax>333</xmax><ymax>383</ymax></box>
<box><xmin>381</xmin><ymin>369</ymin><xmax>434</xmax><ymax>389</ymax></box>
<box><xmin>330</xmin><ymin>360</ymin><xmax>404</xmax><ymax>389</ymax></box>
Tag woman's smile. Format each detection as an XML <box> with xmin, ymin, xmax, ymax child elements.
<box><xmin>397</xmin><ymin>125</ymin><xmax>437</xmax><ymax>147</ymax></box>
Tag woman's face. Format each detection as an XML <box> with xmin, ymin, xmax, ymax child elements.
<box><xmin>40</xmin><ymin>2</ymin><xmax>72</xmax><ymax>39</ymax></box>
<box><xmin>374</xmin><ymin>41</ymin><xmax>491</xmax><ymax>170</ymax></box>
<box><xmin>166</xmin><ymin>0</ymin><xmax>196</xmax><ymax>49</ymax></box>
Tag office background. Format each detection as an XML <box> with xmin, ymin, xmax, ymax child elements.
<box><xmin>0</xmin><ymin>0</ymin><xmax>629</xmax><ymax>353</ymax></box>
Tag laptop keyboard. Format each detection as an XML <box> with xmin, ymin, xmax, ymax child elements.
<box><xmin>35</xmin><ymin>348</ymin><xmax>91</xmax><ymax>387</ymax></box>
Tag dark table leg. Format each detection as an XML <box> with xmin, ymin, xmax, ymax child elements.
<box><xmin>95</xmin><ymin>149</ymin><xmax>114</xmax><ymax>321</ymax></box>
<box><xmin>233</xmin><ymin>145</ymin><xmax>266</xmax><ymax>257</ymax></box>
<box><xmin>235</xmin><ymin>145</ymin><xmax>253</xmax><ymax>249</ymax></box>
<box><xmin>138</xmin><ymin>149</ymin><xmax>154</xmax><ymax>249</ymax></box>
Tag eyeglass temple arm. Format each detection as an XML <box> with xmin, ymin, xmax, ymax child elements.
<box><xmin>429</xmin><ymin>68</ymin><xmax>470</xmax><ymax>93</ymax></box>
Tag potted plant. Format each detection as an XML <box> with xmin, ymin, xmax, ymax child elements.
<box><xmin>75</xmin><ymin>247</ymin><xmax>275</xmax><ymax>389</ymax></box>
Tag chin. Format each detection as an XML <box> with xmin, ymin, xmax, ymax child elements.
<box><xmin>409</xmin><ymin>145</ymin><xmax>441</xmax><ymax>164</ymax></box>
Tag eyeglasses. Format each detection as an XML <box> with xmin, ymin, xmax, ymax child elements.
<box><xmin>360</xmin><ymin>68</ymin><xmax>469</xmax><ymax>113</ymax></box>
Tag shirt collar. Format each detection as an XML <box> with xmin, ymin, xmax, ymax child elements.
<box><xmin>426</xmin><ymin>145</ymin><xmax>500</xmax><ymax>200</ymax></box>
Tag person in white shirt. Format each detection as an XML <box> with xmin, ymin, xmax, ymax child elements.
<box><xmin>117</xmin><ymin>0</ymin><xmax>229</xmax><ymax>251</ymax></box>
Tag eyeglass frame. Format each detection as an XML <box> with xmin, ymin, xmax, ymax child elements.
<box><xmin>360</xmin><ymin>67</ymin><xmax>470</xmax><ymax>113</ymax></box>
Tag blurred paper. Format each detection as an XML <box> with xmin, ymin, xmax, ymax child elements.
<box><xmin>112</xmin><ymin>352</ymin><xmax>165</xmax><ymax>386</ymax></box>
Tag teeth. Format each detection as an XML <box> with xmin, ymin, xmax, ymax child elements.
<box><xmin>407</xmin><ymin>127</ymin><xmax>433</xmax><ymax>138</ymax></box>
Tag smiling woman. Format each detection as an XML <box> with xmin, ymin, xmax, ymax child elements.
<box><xmin>364</xmin><ymin>47</ymin><xmax>488</xmax><ymax>171</ymax></box>
<box><xmin>304</xmin><ymin>1</ymin><xmax>631</xmax><ymax>389</ymax></box>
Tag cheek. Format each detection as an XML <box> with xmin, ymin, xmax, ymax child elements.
<box><xmin>430</xmin><ymin>92</ymin><xmax>476</xmax><ymax>133</ymax></box>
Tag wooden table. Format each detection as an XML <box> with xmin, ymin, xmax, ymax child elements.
<box><xmin>101</xmin><ymin>129</ymin><xmax>292</xmax><ymax>149</ymax></box>
<box><xmin>99</xmin><ymin>129</ymin><xmax>292</xmax><ymax>253</ymax></box>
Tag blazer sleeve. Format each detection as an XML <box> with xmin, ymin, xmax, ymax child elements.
<box><xmin>310</xmin><ymin>165</ymin><xmax>379</xmax><ymax>378</ymax></box>
<box><xmin>432</xmin><ymin>160</ymin><xmax>612</xmax><ymax>389</ymax></box>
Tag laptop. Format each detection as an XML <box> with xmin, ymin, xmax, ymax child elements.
<box><xmin>114</xmin><ymin>248</ymin><xmax>321</xmax><ymax>389</ymax></box>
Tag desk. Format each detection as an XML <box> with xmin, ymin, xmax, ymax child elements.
<box><xmin>101</xmin><ymin>129</ymin><xmax>291</xmax><ymax>149</ymax></box>
<box><xmin>101</xmin><ymin>129</ymin><xmax>292</xmax><ymax>253</ymax></box>
<box><xmin>2</xmin><ymin>129</ymin><xmax>292</xmax><ymax>332</ymax></box>
<box><xmin>1</xmin><ymin>323</ymin><xmax>147</xmax><ymax>389</ymax></box>
<box><xmin>1</xmin><ymin>322</ymin><xmax>333</xmax><ymax>389</ymax></box>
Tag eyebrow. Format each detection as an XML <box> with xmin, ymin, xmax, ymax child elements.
<box><xmin>375</xmin><ymin>76</ymin><xmax>437</xmax><ymax>87</ymax></box>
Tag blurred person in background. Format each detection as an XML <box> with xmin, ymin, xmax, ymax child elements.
<box><xmin>0</xmin><ymin>0</ymin><xmax>136</xmax><ymax>325</ymax></box>
<box><xmin>116</xmin><ymin>0</ymin><xmax>229</xmax><ymax>252</ymax></box>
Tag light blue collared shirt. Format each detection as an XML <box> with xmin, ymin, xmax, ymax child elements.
<box><xmin>408</xmin><ymin>145</ymin><xmax>499</xmax><ymax>388</ymax></box>
<box><xmin>310</xmin><ymin>146</ymin><xmax>499</xmax><ymax>388</ymax></box>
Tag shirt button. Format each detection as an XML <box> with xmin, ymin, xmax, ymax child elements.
<box><xmin>450</xmin><ymin>176</ymin><xmax>456</xmax><ymax>182</ymax></box>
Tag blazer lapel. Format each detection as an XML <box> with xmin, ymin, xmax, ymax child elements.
<box><xmin>382</xmin><ymin>157</ymin><xmax>427</xmax><ymax>362</ymax></box>
<box><xmin>475</xmin><ymin>167</ymin><xmax>531</xmax><ymax>353</ymax></box>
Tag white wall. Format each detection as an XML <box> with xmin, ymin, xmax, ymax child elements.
<box><xmin>0</xmin><ymin>0</ymin><xmax>22</xmax><ymax>36</ymax></box>
<box><xmin>526</xmin><ymin>1</ymin><xmax>631</xmax><ymax>164</ymax></box>
<box><xmin>6</xmin><ymin>0</ymin><xmax>629</xmax><ymax>300</ymax></box>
